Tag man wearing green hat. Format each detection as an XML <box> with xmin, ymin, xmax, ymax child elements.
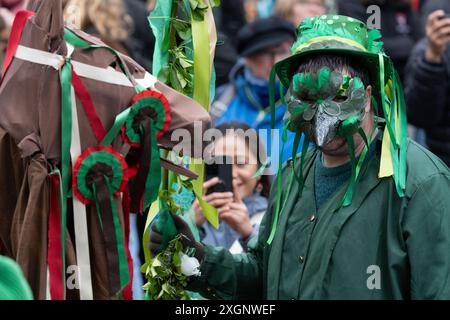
<box><xmin>150</xmin><ymin>15</ymin><xmax>450</xmax><ymax>299</ymax></box>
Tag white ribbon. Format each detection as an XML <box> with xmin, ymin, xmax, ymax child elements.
<box><xmin>70</xmin><ymin>85</ymin><xmax>94</xmax><ymax>300</ymax></box>
<box><xmin>15</xmin><ymin>45</ymin><xmax>157</xmax><ymax>89</ymax></box>
<box><xmin>16</xmin><ymin>42</ymin><xmax>153</xmax><ymax>299</ymax></box>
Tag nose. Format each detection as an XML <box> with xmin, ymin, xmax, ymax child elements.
<box><xmin>313</xmin><ymin>109</ymin><xmax>340</xmax><ymax>147</ymax></box>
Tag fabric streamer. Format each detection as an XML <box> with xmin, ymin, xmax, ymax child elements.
<box><xmin>73</xmin><ymin>146</ymin><xmax>130</xmax><ymax>296</ymax></box>
<box><xmin>190</xmin><ymin>2</ymin><xmax>219</xmax><ymax>229</ymax></box>
<box><xmin>69</xmin><ymin>83</ymin><xmax>94</xmax><ymax>300</ymax></box>
<box><xmin>47</xmin><ymin>171</ymin><xmax>64</xmax><ymax>300</ymax></box>
<box><xmin>1</xmin><ymin>10</ymin><xmax>34</xmax><ymax>80</ymax></box>
<box><xmin>121</xmin><ymin>91</ymin><xmax>171</xmax><ymax>212</ymax></box>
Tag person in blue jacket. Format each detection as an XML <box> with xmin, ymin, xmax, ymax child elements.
<box><xmin>212</xmin><ymin>16</ymin><xmax>302</xmax><ymax>172</ymax></box>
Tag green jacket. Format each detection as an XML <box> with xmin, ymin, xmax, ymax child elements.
<box><xmin>0</xmin><ymin>256</ymin><xmax>33</xmax><ymax>300</ymax></box>
<box><xmin>189</xmin><ymin>139</ymin><xmax>450</xmax><ymax>299</ymax></box>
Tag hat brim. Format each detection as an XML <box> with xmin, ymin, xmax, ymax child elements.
<box><xmin>240</xmin><ymin>33</ymin><xmax>294</xmax><ymax>57</ymax></box>
<box><xmin>274</xmin><ymin>48</ymin><xmax>391</xmax><ymax>97</ymax></box>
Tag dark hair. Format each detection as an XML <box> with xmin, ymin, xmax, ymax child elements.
<box><xmin>296</xmin><ymin>54</ymin><xmax>371</xmax><ymax>87</ymax></box>
<box><xmin>214</xmin><ymin>121</ymin><xmax>271</xmax><ymax>198</ymax></box>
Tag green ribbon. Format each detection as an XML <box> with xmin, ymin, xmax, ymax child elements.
<box><xmin>101</xmin><ymin>108</ymin><xmax>131</xmax><ymax>146</ymax></box>
<box><xmin>143</xmin><ymin>122</ymin><xmax>162</xmax><ymax>209</ymax></box>
<box><xmin>342</xmin><ymin>132</ymin><xmax>358</xmax><ymax>207</ymax></box>
<box><xmin>148</xmin><ymin>0</ymin><xmax>172</xmax><ymax>78</ymax></box>
<box><xmin>92</xmin><ymin>183</ymin><xmax>104</xmax><ymax>230</ymax></box>
<box><xmin>59</xmin><ymin>59</ymin><xmax>72</xmax><ymax>299</ymax></box>
<box><xmin>107</xmin><ymin>95</ymin><xmax>167</xmax><ymax>210</ymax></box>
<box><xmin>155</xmin><ymin>198</ymin><xmax>178</xmax><ymax>251</ymax></box>
<box><xmin>378</xmin><ymin>54</ymin><xmax>398</xmax><ymax>148</ymax></box>
<box><xmin>267</xmin><ymin>122</ymin><xmax>288</xmax><ymax>244</ymax></box>
<box><xmin>64</xmin><ymin>29</ymin><xmax>143</xmax><ymax>93</ymax></box>
<box><xmin>59</xmin><ymin>28</ymin><xmax>145</xmax><ymax>298</ymax></box>
<box><xmin>339</xmin><ymin>115</ymin><xmax>379</xmax><ymax>207</ymax></box>
<box><xmin>91</xmin><ymin>177</ymin><xmax>130</xmax><ymax>297</ymax></box>
<box><xmin>106</xmin><ymin>178</ymin><xmax>130</xmax><ymax>293</ymax></box>
<box><xmin>395</xmin><ymin>71</ymin><xmax>407</xmax><ymax>193</ymax></box>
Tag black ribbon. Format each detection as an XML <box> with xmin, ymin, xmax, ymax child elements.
<box><xmin>87</xmin><ymin>164</ymin><xmax>121</xmax><ymax>296</ymax></box>
<box><xmin>129</xmin><ymin>108</ymin><xmax>157</xmax><ymax>213</ymax></box>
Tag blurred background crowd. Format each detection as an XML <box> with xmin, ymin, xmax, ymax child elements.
<box><xmin>1</xmin><ymin>0</ymin><xmax>448</xmax><ymax>169</ymax></box>
<box><xmin>1</xmin><ymin>0</ymin><xmax>450</xmax><ymax>299</ymax></box>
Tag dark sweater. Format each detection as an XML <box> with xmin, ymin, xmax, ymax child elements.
<box><xmin>405</xmin><ymin>38</ymin><xmax>450</xmax><ymax>167</ymax></box>
<box><xmin>314</xmin><ymin>133</ymin><xmax>379</xmax><ymax>210</ymax></box>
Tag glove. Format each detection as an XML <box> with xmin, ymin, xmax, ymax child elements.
<box><xmin>149</xmin><ymin>213</ymin><xmax>205</xmax><ymax>262</ymax></box>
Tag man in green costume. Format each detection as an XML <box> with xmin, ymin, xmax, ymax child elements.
<box><xmin>150</xmin><ymin>15</ymin><xmax>450</xmax><ymax>299</ymax></box>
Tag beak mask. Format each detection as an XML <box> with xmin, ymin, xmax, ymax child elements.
<box><xmin>286</xmin><ymin>67</ymin><xmax>368</xmax><ymax>147</ymax></box>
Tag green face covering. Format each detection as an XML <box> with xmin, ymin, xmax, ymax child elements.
<box><xmin>286</xmin><ymin>67</ymin><xmax>367</xmax><ymax>147</ymax></box>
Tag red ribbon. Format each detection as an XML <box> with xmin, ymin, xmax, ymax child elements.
<box><xmin>1</xmin><ymin>10</ymin><xmax>35</xmax><ymax>80</ymax></box>
<box><xmin>47</xmin><ymin>173</ymin><xmax>64</xmax><ymax>300</ymax></box>
<box><xmin>71</xmin><ymin>69</ymin><xmax>107</xmax><ymax>143</ymax></box>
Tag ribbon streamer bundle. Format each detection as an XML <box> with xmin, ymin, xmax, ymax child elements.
<box><xmin>3</xmin><ymin>9</ymin><xmax>172</xmax><ymax>300</ymax></box>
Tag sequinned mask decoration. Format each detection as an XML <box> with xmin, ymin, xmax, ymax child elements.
<box><xmin>286</xmin><ymin>67</ymin><xmax>368</xmax><ymax>147</ymax></box>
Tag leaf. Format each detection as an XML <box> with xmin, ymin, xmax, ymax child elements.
<box><xmin>191</xmin><ymin>9</ymin><xmax>205</xmax><ymax>21</ymax></box>
<box><xmin>177</xmin><ymin>72</ymin><xmax>188</xmax><ymax>89</ymax></box>
<box><xmin>210</xmin><ymin>0</ymin><xmax>221</xmax><ymax>7</ymax></box>
<box><xmin>197</xmin><ymin>2</ymin><xmax>208</xmax><ymax>9</ymax></box>
<box><xmin>143</xmin><ymin>235</ymin><xmax>191</xmax><ymax>300</ymax></box>
<box><xmin>178</xmin><ymin>28</ymin><xmax>192</xmax><ymax>41</ymax></box>
<box><xmin>169</xmin><ymin>67</ymin><xmax>183</xmax><ymax>91</ymax></box>
<box><xmin>189</xmin><ymin>0</ymin><xmax>199</xmax><ymax>11</ymax></box>
<box><xmin>173</xmin><ymin>252</ymin><xmax>181</xmax><ymax>267</ymax></box>
<box><xmin>179</xmin><ymin>57</ymin><xmax>193</xmax><ymax>69</ymax></box>
<box><xmin>172</xmin><ymin>19</ymin><xmax>192</xmax><ymax>41</ymax></box>
<box><xmin>151</xmin><ymin>257</ymin><xmax>163</xmax><ymax>268</ymax></box>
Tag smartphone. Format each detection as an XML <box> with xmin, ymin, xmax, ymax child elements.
<box><xmin>204</xmin><ymin>155</ymin><xmax>233</xmax><ymax>195</ymax></box>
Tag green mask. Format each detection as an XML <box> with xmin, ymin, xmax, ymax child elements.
<box><xmin>286</xmin><ymin>67</ymin><xmax>367</xmax><ymax>147</ymax></box>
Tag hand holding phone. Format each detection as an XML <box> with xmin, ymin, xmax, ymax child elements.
<box><xmin>426</xmin><ymin>10</ymin><xmax>450</xmax><ymax>63</ymax></box>
<box><xmin>192</xmin><ymin>156</ymin><xmax>234</xmax><ymax>226</ymax></box>
<box><xmin>204</xmin><ymin>155</ymin><xmax>233</xmax><ymax>195</ymax></box>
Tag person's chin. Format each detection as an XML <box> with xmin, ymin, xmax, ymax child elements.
<box><xmin>319</xmin><ymin>136</ymin><xmax>347</xmax><ymax>155</ymax></box>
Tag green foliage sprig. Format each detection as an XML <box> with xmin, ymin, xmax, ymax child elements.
<box><xmin>157</xmin><ymin>0</ymin><xmax>219</xmax><ymax>95</ymax></box>
<box><xmin>143</xmin><ymin>234</ymin><xmax>190</xmax><ymax>300</ymax></box>
<box><xmin>142</xmin><ymin>181</ymin><xmax>196</xmax><ymax>300</ymax></box>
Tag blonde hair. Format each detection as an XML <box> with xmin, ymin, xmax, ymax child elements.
<box><xmin>64</xmin><ymin>0</ymin><xmax>133</xmax><ymax>41</ymax></box>
<box><xmin>275</xmin><ymin>0</ymin><xmax>325</xmax><ymax>22</ymax></box>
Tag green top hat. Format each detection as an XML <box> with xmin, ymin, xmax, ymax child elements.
<box><xmin>274</xmin><ymin>15</ymin><xmax>389</xmax><ymax>96</ymax></box>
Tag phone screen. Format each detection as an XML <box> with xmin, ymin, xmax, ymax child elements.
<box><xmin>205</xmin><ymin>155</ymin><xmax>233</xmax><ymax>195</ymax></box>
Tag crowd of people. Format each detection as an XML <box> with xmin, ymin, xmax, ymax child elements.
<box><xmin>1</xmin><ymin>0</ymin><xmax>450</xmax><ymax>300</ymax></box>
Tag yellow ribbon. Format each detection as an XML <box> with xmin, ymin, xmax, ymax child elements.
<box><xmin>379</xmin><ymin>80</ymin><xmax>394</xmax><ymax>178</ymax></box>
<box><xmin>294</xmin><ymin>36</ymin><xmax>368</xmax><ymax>53</ymax></box>
<box><xmin>142</xmin><ymin>200</ymin><xmax>160</xmax><ymax>266</ymax></box>
<box><xmin>190</xmin><ymin>1</ymin><xmax>219</xmax><ymax>228</ymax></box>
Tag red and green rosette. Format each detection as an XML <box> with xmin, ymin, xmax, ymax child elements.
<box><xmin>72</xmin><ymin>146</ymin><xmax>130</xmax><ymax>296</ymax></box>
<box><xmin>121</xmin><ymin>90</ymin><xmax>171</xmax><ymax>212</ymax></box>
<box><xmin>73</xmin><ymin>146</ymin><xmax>128</xmax><ymax>204</ymax></box>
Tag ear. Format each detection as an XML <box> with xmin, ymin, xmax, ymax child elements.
<box><xmin>27</xmin><ymin>0</ymin><xmax>64</xmax><ymax>51</ymax></box>
<box><xmin>365</xmin><ymin>85</ymin><xmax>372</xmax><ymax>113</ymax></box>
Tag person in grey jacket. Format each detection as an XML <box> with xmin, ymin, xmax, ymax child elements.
<box><xmin>405</xmin><ymin>5</ymin><xmax>450</xmax><ymax>166</ymax></box>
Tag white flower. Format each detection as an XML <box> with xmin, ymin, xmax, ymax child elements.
<box><xmin>179</xmin><ymin>253</ymin><xmax>201</xmax><ymax>277</ymax></box>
